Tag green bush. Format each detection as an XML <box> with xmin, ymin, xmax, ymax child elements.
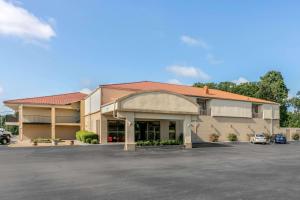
<box><xmin>86</xmin><ymin>138</ymin><xmax>92</xmax><ymax>144</ymax></box>
<box><xmin>136</xmin><ymin>140</ymin><xmax>180</xmax><ymax>146</ymax></box>
<box><xmin>91</xmin><ymin>139</ymin><xmax>99</xmax><ymax>144</ymax></box>
<box><xmin>293</xmin><ymin>133</ymin><xmax>300</xmax><ymax>141</ymax></box>
<box><xmin>228</xmin><ymin>133</ymin><xmax>238</xmax><ymax>142</ymax></box>
<box><xmin>209</xmin><ymin>134</ymin><xmax>219</xmax><ymax>142</ymax></box>
<box><xmin>76</xmin><ymin>131</ymin><xmax>98</xmax><ymax>143</ymax></box>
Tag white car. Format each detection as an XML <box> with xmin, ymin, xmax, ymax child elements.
<box><xmin>250</xmin><ymin>133</ymin><xmax>267</xmax><ymax>144</ymax></box>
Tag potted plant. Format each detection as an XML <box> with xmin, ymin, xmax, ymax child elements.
<box><xmin>293</xmin><ymin>133</ymin><xmax>300</xmax><ymax>141</ymax></box>
<box><xmin>32</xmin><ymin>140</ymin><xmax>38</xmax><ymax>146</ymax></box>
<box><xmin>209</xmin><ymin>133</ymin><xmax>219</xmax><ymax>142</ymax></box>
<box><xmin>52</xmin><ymin>139</ymin><xmax>59</xmax><ymax>146</ymax></box>
<box><xmin>228</xmin><ymin>133</ymin><xmax>238</xmax><ymax>142</ymax></box>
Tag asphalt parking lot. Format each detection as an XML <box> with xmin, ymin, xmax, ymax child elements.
<box><xmin>1</xmin><ymin>143</ymin><xmax>300</xmax><ymax>200</ymax></box>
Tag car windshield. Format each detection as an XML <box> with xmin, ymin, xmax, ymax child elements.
<box><xmin>256</xmin><ymin>134</ymin><xmax>264</xmax><ymax>137</ymax></box>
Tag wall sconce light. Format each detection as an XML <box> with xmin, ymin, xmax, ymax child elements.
<box><xmin>128</xmin><ymin>122</ymin><xmax>132</xmax><ymax>126</ymax></box>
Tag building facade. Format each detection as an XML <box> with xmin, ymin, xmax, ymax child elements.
<box><xmin>4</xmin><ymin>81</ymin><xmax>281</xmax><ymax>151</ymax></box>
<box><xmin>83</xmin><ymin>81</ymin><xmax>280</xmax><ymax>150</ymax></box>
<box><xmin>4</xmin><ymin>92</ymin><xmax>87</xmax><ymax>141</ymax></box>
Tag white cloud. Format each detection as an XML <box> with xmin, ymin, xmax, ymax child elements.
<box><xmin>166</xmin><ymin>65</ymin><xmax>210</xmax><ymax>80</ymax></box>
<box><xmin>180</xmin><ymin>35</ymin><xmax>209</xmax><ymax>49</ymax></box>
<box><xmin>232</xmin><ymin>77</ymin><xmax>249</xmax><ymax>85</ymax></box>
<box><xmin>80</xmin><ymin>88</ymin><xmax>92</xmax><ymax>94</ymax></box>
<box><xmin>206</xmin><ymin>53</ymin><xmax>223</xmax><ymax>65</ymax></box>
<box><xmin>0</xmin><ymin>0</ymin><xmax>55</xmax><ymax>41</ymax></box>
<box><xmin>0</xmin><ymin>85</ymin><xmax>3</xmax><ymax>95</ymax></box>
<box><xmin>167</xmin><ymin>79</ymin><xmax>182</xmax><ymax>85</ymax></box>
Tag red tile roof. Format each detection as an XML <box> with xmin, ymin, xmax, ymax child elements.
<box><xmin>102</xmin><ymin>81</ymin><xmax>277</xmax><ymax>104</ymax></box>
<box><xmin>4</xmin><ymin>92</ymin><xmax>87</xmax><ymax>106</ymax></box>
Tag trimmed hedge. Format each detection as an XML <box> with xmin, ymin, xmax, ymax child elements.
<box><xmin>228</xmin><ymin>133</ymin><xmax>238</xmax><ymax>142</ymax></box>
<box><xmin>293</xmin><ymin>133</ymin><xmax>300</xmax><ymax>141</ymax></box>
<box><xmin>76</xmin><ymin>131</ymin><xmax>98</xmax><ymax>143</ymax></box>
<box><xmin>136</xmin><ymin>140</ymin><xmax>181</xmax><ymax>146</ymax></box>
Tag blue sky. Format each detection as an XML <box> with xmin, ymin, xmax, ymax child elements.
<box><xmin>0</xmin><ymin>0</ymin><xmax>300</xmax><ymax>113</ymax></box>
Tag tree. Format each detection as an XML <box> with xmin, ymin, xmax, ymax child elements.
<box><xmin>193</xmin><ymin>70</ymin><xmax>290</xmax><ymax>127</ymax></box>
<box><xmin>234</xmin><ymin>82</ymin><xmax>259</xmax><ymax>98</ymax></box>
<box><xmin>257</xmin><ymin>71</ymin><xmax>289</xmax><ymax>126</ymax></box>
<box><xmin>193</xmin><ymin>82</ymin><xmax>218</xmax><ymax>89</ymax></box>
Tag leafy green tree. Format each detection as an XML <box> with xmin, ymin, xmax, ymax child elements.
<box><xmin>257</xmin><ymin>71</ymin><xmax>289</xmax><ymax>126</ymax></box>
<box><xmin>193</xmin><ymin>82</ymin><xmax>218</xmax><ymax>89</ymax></box>
<box><xmin>234</xmin><ymin>82</ymin><xmax>259</xmax><ymax>98</ymax></box>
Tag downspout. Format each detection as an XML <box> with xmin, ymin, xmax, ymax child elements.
<box><xmin>270</xmin><ymin>106</ymin><xmax>274</xmax><ymax>136</ymax></box>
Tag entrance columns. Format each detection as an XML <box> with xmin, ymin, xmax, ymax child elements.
<box><xmin>124</xmin><ymin>112</ymin><xmax>135</xmax><ymax>151</ymax></box>
<box><xmin>100</xmin><ymin>115</ymin><xmax>108</xmax><ymax>144</ymax></box>
<box><xmin>183</xmin><ymin>115</ymin><xmax>192</xmax><ymax>149</ymax></box>
<box><xmin>160</xmin><ymin>120</ymin><xmax>169</xmax><ymax>140</ymax></box>
<box><xmin>51</xmin><ymin>107</ymin><xmax>56</xmax><ymax>139</ymax></box>
<box><xmin>18</xmin><ymin>105</ymin><xmax>23</xmax><ymax>141</ymax></box>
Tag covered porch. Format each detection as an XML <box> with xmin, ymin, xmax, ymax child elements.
<box><xmin>100</xmin><ymin>90</ymin><xmax>199</xmax><ymax>151</ymax></box>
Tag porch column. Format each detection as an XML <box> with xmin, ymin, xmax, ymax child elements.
<box><xmin>124</xmin><ymin>112</ymin><xmax>135</xmax><ymax>151</ymax></box>
<box><xmin>51</xmin><ymin>107</ymin><xmax>56</xmax><ymax>139</ymax></box>
<box><xmin>183</xmin><ymin>115</ymin><xmax>192</xmax><ymax>149</ymax></box>
<box><xmin>160</xmin><ymin>120</ymin><xmax>169</xmax><ymax>140</ymax></box>
<box><xmin>100</xmin><ymin>115</ymin><xmax>108</xmax><ymax>144</ymax></box>
<box><xmin>18</xmin><ymin>105</ymin><xmax>23</xmax><ymax>141</ymax></box>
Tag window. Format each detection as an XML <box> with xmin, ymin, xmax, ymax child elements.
<box><xmin>135</xmin><ymin>121</ymin><xmax>160</xmax><ymax>141</ymax></box>
<box><xmin>252</xmin><ymin>104</ymin><xmax>262</xmax><ymax>118</ymax></box>
<box><xmin>107</xmin><ymin>120</ymin><xmax>125</xmax><ymax>142</ymax></box>
<box><xmin>169</xmin><ymin>121</ymin><xmax>176</xmax><ymax>140</ymax></box>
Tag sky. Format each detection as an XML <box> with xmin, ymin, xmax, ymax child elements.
<box><xmin>0</xmin><ymin>0</ymin><xmax>300</xmax><ymax>113</ymax></box>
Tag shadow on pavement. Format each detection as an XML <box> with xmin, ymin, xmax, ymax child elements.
<box><xmin>192</xmin><ymin>142</ymin><xmax>232</xmax><ymax>148</ymax></box>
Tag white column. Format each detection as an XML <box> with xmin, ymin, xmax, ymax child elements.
<box><xmin>124</xmin><ymin>112</ymin><xmax>135</xmax><ymax>151</ymax></box>
<box><xmin>51</xmin><ymin>107</ymin><xmax>56</xmax><ymax>139</ymax></box>
<box><xmin>100</xmin><ymin>115</ymin><xmax>108</xmax><ymax>144</ymax></box>
<box><xmin>18</xmin><ymin>105</ymin><xmax>23</xmax><ymax>141</ymax></box>
<box><xmin>183</xmin><ymin>115</ymin><xmax>192</xmax><ymax>149</ymax></box>
<box><xmin>160</xmin><ymin>120</ymin><xmax>169</xmax><ymax>140</ymax></box>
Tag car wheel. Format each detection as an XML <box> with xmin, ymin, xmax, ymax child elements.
<box><xmin>1</xmin><ymin>138</ymin><xmax>8</xmax><ymax>145</ymax></box>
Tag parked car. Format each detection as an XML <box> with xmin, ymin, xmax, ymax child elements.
<box><xmin>250</xmin><ymin>133</ymin><xmax>267</xmax><ymax>144</ymax></box>
<box><xmin>0</xmin><ymin>133</ymin><xmax>11</xmax><ymax>145</ymax></box>
<box><xmin>270</xmin><ymin>134</ymin><xmax>287</xmax><ymax>144</ymax></box>
<box><xmin>0</xmin><ymin>129</ymin><xmax>12</xmax><ymax>139</ymax></box>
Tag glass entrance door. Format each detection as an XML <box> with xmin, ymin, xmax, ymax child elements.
<box><xmin>135</xmin><ymin>121</ymin><xmax>160</xmax><ymax>141</ymax></box>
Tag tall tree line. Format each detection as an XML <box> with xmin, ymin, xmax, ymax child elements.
<box><xmin>194</xmin><ymin>71</ymin><xmax>290</xmax><ymax>127</ymax></box>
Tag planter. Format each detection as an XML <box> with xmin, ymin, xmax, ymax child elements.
<box><xmin>52</xmin><ymin>140</ymin><xmax>59</xmax><ymax>146</ymax></box>
<box><xmin>69</xmin><ymin>140</ymin><xmax>74</xmax><ymax>146</ymax></box>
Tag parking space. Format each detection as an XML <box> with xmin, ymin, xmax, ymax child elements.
<box><xmin>0</xmin><ymin>143</ymin><xmax>300</xmax><ymax>200</ymax></box>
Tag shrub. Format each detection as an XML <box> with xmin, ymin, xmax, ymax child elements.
<box><xmin>209</xmin><ymin>133</ymin><xmax>219</xmax><ymax>142</ymax></box>
<box><xmin>136</xmin><ymin>140</ymin><xmax>180</xmax><ymax>146</ymax></box>
<box><xmin>293</xmin><ymin>133</ymin><xmax>300</xmax><ymax>141</ymax></box>
<box><xmin>91</xmin><ymin>139</ymin><xmax>99</xmax><ymax>144</ymax></box>
<box><xmin>228</xmin><ymin>133</ymin><xmax>238</xmax><ymax>142</ymax></box>
<box><xmin>86</xmin><ymin>138</ymin><xmax>92</xmax><ymax>144</ymax></box>
<box><xmin>76</xmin><ymin>131</ymin><xmax>98</xmax><ymax>143</ymax></box>
<box><xmin>265</xmin><ymin>134</ymin><xmax>271</xmax><ymax>141</ymax></box>
<box><xmin>178</xmin><ymin>133</ymin><xmax>184</xmax><ymax>144</ymax></box>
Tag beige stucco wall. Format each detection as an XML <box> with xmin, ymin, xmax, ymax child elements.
<box><xmin>192</xmin><ymin>116</ymin><xmax>280</xmax><ymax>142</ymax></box>
<box><xmin>23</xmin><ymin>124</ymin><xmax>51</xmax><ymax>140</ymax></box>
<box><xmin>56</xmin><ymin>126</ymin><xmax>80</xmax><ymax>140</ymax></box>
<box><xmin>23</xmin><ymin>107</ymin><xmax>51</xmax><ymax>116</ymax></box>
<box><xmin>84</xmin><ymin>111</ymin><xmax>101</xmax><ymax>133</ymax></box>
<box><xmin>209</xmin><ymin>99</ymin><xmax>252</xmax><ymax>118</ymax></box>
<box><xmin>119</xmin><ymin>91</ymin><xmax>199</xmax><ymax>114</ymax></box>
<box><xmin>101</xmin><ymin>87</ymin><xmax>134</xmax><ymax>105</ymax></box>
<box><xmin>263</xmin><ymin>104</ymin><xmax>280</xmax><ymax>119</ymax></box>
